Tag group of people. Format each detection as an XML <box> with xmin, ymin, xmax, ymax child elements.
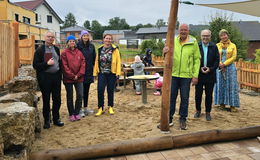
<box><xmin>164</xmin><ymin>24</ymin><xmax>240</xmax><ymax>130</ymax></box>
<box><xmin>33</xmin><ymin>31</ymin><xmax>120</xmax><ymax>129</ymax></box>
<box><xmin>33</xmin><ymin>23</ymin><xmax>240</xmax><ymax>131</ymax></box>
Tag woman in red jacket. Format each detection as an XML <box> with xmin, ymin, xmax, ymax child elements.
<box><xmin>61</xmin><ymin>35</ymin><xmax>86</xmax><ymax>121</ymax></box>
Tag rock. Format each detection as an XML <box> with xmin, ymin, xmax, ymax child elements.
<box><xmin>0</xmin><ymin>102</ymin><xmax>36</xmax><ymax>151</ymax></box>
<box><xmin>0</xmin><ymin>131</ymin><xmax>4</xmax><ymax>158</ymax></box>
<box><xmin>0</xmin><ymin>93</ymin><xmax>42</xmax><ymax>134</ymax></box>
<box><xmin>18</xmin><ymin>65</ymin><xmax>36</xmax><ymax>78</ymax></box>
<box><xmin>5</xmin><ymin>76</ymin><xmax>37</xmax><ymax>93</ymax></box>
<box><xmin>0</xmin><ymin>92</ymin><xmax>35</xmax><ymax>107</ymax></box>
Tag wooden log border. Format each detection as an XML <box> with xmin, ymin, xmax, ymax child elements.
<box><xmin>30</xmin><ymin>126</ymin><xmax>260</xmax><ymax>160</ymax></box>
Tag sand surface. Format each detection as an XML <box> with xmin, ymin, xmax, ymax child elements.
<box><xmin>31</xmin><ymin>81</ymin><xmax>260</xmax><ymax>152</ymax></box>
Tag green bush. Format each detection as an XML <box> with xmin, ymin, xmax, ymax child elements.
<box><xmin>254</xmin><ymin>49</ymin><xmax>260</xmax><ymax>64</ymax></box>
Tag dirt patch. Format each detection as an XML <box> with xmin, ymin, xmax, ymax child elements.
<box><xmin>31</xmin><ymin>81</ymin><xmax>260</xmax><ymax>152</ymax></box>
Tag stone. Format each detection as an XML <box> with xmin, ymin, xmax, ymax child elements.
<box><xmin>6</xmin><ymin>76</ymin><xmax>37</xmax><ymax>93</ymax></box>
<box><xmin>0</xmin><ymin>131</ymin><xmax>4</xmax><ymax>158</ymax></box>
<box><xmin>18</xmin><ymin>65</ymin><xmax>36</xmax><ymax>78</ymax></box>
<box><xmin>0</xmin><ymin>102</ymin><xmax>35</xmax><ymax>151</ymax></box>
<box><xmin>0</xmin><ymin>93</ymin><xmax>41</xmax><ymax>134</ymax></box>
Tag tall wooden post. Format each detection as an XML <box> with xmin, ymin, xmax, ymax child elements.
<box><xmin>160</xmin><ymin>0</ymin><xmax>179</xmax><ymax>132</ymax></box>
<box><xmin>12</xmin><ymin>22</ymin><xmax>19</xmax><ymax>76</ymax></box>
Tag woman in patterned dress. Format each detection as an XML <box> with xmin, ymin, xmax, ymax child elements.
<box><xmin>214</xmin><ymin>29</ymin><xmax>240</xmax><ymax>112</ymax></box>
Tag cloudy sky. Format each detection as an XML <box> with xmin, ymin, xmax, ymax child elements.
<box><xmin>11</xmin><ymin>0</ymin><xmax>260</xmax><ymax>26</ymax></box>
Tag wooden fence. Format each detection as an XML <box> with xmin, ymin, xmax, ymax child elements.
<box><xmin>0</xmin><ymin>22</ymin><xmax>19</xmax><ymax>86</ymax></box>
<box><xmin>19</xmin><ymin>35</ymin><xmax>35</xmax><ymax>64</ymax></box>
<box><xmin>235</xmin><ymin>59</ymin><xmax>260</xmax><ymax>92</ymax></box>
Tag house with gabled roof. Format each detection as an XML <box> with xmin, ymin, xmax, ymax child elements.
<box><xmin>14</xmin><ymin>0</ymin><xmax>63</xmax><ymax>42</ymax></box>
<box><xmin>60</xmin><ymin>25</ymin><xmax>92</xmax><ymax>43</ymax></box>
<box><xmin>233</xmin><ymin>21</ymin><xmax>260</xmax><ymax>59</ymax></box>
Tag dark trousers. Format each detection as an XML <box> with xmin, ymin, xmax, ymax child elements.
<box><xmin>97</xmin><ymin>73</ymin><xmax>116</xmax><ymax>108</ymax></box>
<box><xmin>38</xmin><ymin>72</ymin><xmax>61</xmax><ymax>122</ymax></box>
<box><xmin>195</xmin><ymin>82</ymin><xmax>214</xmax><ymax>113</ymax></box>
<box><xmin>169</xmin><ymin>76</ymin><xmax>192</xmax><ymax>122</ymax></box>
<box><xmin>64</xmin><ymin>82</ymin><xmax>83</xmax><ymax>116</ymax></box>
<box><xmin>83</xmin><ymin>82</ymin><xmax>91</xmax><ymax>108</ymax></box>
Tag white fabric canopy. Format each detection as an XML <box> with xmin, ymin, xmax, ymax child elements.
<box><xmin>197</xmin><ymin>0</ymin><xmax>260</xmax><ymax>17</ymax></box>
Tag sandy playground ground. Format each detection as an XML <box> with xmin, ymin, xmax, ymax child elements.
<box><xmin>31</xmin><ymin>80</ymin><xmax>260</xmax><ymax>152</ymax></box>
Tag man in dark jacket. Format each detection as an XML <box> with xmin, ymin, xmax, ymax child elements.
<box><xmin>33</xmin><ymin>32</ymin><xmax>64</xmax><ymax>129</ymax></box>
<box><xmin>194</xmin><ymin>29</ymin><xmax>219</xmax><ymax>121</ymax></box>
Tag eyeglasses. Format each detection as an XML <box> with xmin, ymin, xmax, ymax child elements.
<box><xmin>202</xmin><ymin>35</ymin><xmax>211</xmax><ymax>37</ymax></box>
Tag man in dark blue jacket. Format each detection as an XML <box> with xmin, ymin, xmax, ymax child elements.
<box><xmin>194</xmin><ymin>29</ymin><xmax>219</xmax><ymax>121</ymax></box>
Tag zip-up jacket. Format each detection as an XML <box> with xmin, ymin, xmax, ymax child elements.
<box><xmin>61</xmin><ymin>48</ymin><xmax>86</xmax><ymax>83</ymax></box>
<box><xmin>93</xmin><ymin>44</ymin><xmax>121</xmax><ymax>76</ymax></box>
<box><xmin>172</xmin><ymin>35</ymin><xmax>201</xmax><ymax>78</ymax></box>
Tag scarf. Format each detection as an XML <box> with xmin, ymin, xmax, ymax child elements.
<box><xmin>219</xmin><ymin>39</ymin><xmax>231</xmax><ymax>49</ymax></box>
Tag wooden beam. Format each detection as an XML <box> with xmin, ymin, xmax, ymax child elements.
<box><xmin>30</xmin><ymin>126</ymin><xmax>260</xmax><ymax>160</ymax></box>
<box><xmin>160</xmin><ymin>0</ymin><xmax>179</xmax><ymax>132</ymax></box>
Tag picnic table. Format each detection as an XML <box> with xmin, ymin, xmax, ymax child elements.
<box><xmin>128</xmin><ymin>75</ymin><xmax>160</xmax><ymax>104</ymax></box>
<box><xmin>122</xmin><ymin>66</ymin><xmax>164</xmax><ymax>88</ymax></box>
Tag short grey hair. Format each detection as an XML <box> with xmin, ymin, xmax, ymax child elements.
<box><xmin>179</xmin><ymin>23</ymin><xmax>189</xmax><ymax>30</ymax></box>
<box><xmin>201</xmin><ymin>29</ymin><xmax>211</xmax><ymax>35</ymax></box>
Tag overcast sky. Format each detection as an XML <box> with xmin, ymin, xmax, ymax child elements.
<box><xmin>11</xmin><ymin>0</ymin><xmax>260</xmax><ymax>26</ymax></box>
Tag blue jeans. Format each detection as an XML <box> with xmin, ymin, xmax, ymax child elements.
<box><xmin>98</xmin><ymin>73</ymin><xmax>116</xmax><ymax>108</ymax></box>
<box><xmin>169</xmin><ymin>76</ymin><xmax>192</xmax><ymax>122</ymax></box>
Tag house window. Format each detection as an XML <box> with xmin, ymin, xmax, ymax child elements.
<box><xmin>35</xmin><ymin>14</ymin><xmax>38</xmax><ymax>22</ymax></box>
<box><xmin>23</xmin><ymin>16</ymin><xmax>30</xmax><ymax>24</ymax></box>
<box><xmin>15</xmin><ymin>14</ymin><xmax>19</xmax><ymax>22</ymax></box>
<box><xmin>47</xmin><ymin>15</ymin><xmax>52</xmax><ymax>23</ymax></box>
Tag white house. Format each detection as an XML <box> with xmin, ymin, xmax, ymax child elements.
<box><xmin>14</xmin><ymin>0</ymin><xmax>63</xmax><ymax>42</ymax></box>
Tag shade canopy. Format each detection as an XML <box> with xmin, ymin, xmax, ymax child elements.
<box><xmin>197</xmin><ymin>0</ymin><xmax>260</xmax><ymax>17</ymax></box>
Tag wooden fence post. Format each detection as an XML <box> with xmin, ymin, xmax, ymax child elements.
<box><xmin>12</xmin><ymin>22</ymin><xmax>19</xmax><ymax>76</ymax></box>
<box><xmin>160</xmin><ymin>0</ymin><xmax>179</xmax><ymax>132</ymax></box>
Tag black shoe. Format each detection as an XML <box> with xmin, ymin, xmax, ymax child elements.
<box><xmin>206</xmin><ymin>113</ymin><xmax>212</xmax><ymax>121</ymax></box>
<box><xmin>194</xmin><ymin>111</ymin><xmax>201</xmax><ymax>118</ymax></box>
<box><xmin>53</xmin><ymin>120</ymin><xmax>64</xmax><ymax>127</ymax></box>
<box><xmin>114</xmin><ymin>88</ymin><xmax>120</xmax><ymax>92</ymax></box>
<box><xmin>43</xmin><ymin>122</ymin><xmax>50</xmax><ymax>129</ymax></box>
<box><xmin>180</xmin><ymin>120</ymin><xmax>187</xmax><ymax>130</ymax></box>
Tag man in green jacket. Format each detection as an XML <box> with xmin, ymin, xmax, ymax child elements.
<box><xmin>164</xmin><ymin>24</ymin><xmax>201</xmax><ymax>130</ymax></box>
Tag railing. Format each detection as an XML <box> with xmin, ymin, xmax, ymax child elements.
<box><xmin>235</xmin><ymin>59</ymin><xmax>260</xmax><ymax>92</ymax></box>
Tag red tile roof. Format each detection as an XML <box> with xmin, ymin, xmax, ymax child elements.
<box><xmin>14</xmin><ymin>0</ymin><xmax>43</xmax><ymax>10</ymax></box>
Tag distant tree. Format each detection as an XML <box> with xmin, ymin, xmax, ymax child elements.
<box><xmin>140</xmin><ymin>38</ymin><xmax>165</xmax><ymax>56</ymax></box>
<box><xmin>83</xmin><ymin>20</ymin><xmax>91</xmax><ymax>29</ymax></box>
<box><xmin>143</xmin><ymin>23</ymin><xmax>154</xmax><ymax>28</ymax></box>
<box><xmin>62</xmin><ymin>12</ymin><xmax>77</xmax><ymax>29</ymax></box>
<box><xmin>156</xmin><ymin>19</ymin><xmax>167</xmax><ymax>28</ymax></box>
<box><xmin>91</xmin><ymin>20</ymin><xmax>104</xmax><ymax>39</ymax></box>
<box><xmin>108</xmin><ymin>17</ymin><xmax>130</xmax><ymax>30</ymax></box>
<box><xmin>131</xmin><ymin>23</ymin><xmax>144</xmax><ymax>31</ymax></box>
<box><xmin>209</xmin><ymin>13</ymin><xmax>248</xmax><ymax>60</ymax></box>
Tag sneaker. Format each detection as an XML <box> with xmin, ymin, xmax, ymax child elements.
<box><xmin>84</xmin><ymin>108</ymin><xmax>94</xmax><ymax>115</ymax></box>
<box><xmin>153</xmin><ymin>91</ymin><xmax>161</xmax><ymax>96</ymax></box>
<box><xmin>180</xmin><ymin>120</ymin><xmax>187</xmax><ymax>130</ymax></box>
<box><xmin>136</xmin><ymin>92</ymin><xmax>141</xmax><ymax>95</ymax></box>
<box><xmin>69</xmin><ymin>115</ymin><xmax>76</xmax><ymax>122</ymax></box>
<box><xmin>74</xmin><ymin>114</ymin><xmax>81</xmax><ymax>120</ymax></box>
<box><xmin>79</xmin><ymin>109</ymin><xmax>85</xmax><ymax>117</ymax></box>
<box><xmin>194</xmin><ymin>111</ymin><xmax>201</xmax><ymax>118</ymax></box>
<box><xmin>114</xmin><ymin>88</ymin><xmax>120</xmax><ymax>92</ymax></box>
<box><xmin>95</xmin><ymin>108</ymin><xmax>103</xmax><ymax>116</ymax></box>
<box><xmin>169</xmin><ymin>119</ymin><xmax>174</xmax><ymax>127</ymax></box>
<box><xmin>230</xmin><ymin>106</ymin><xmax>238</xmax><ymax>112</ymax></box>
<box><xmin>206</xmin><ymin>113</ymin><xmax>212</xmax><ymax>121</ymax></box>
<box><xmin>108</xmin><ymin>106</ymin><xmax>114</xmax><ymax>115</ymax></box>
